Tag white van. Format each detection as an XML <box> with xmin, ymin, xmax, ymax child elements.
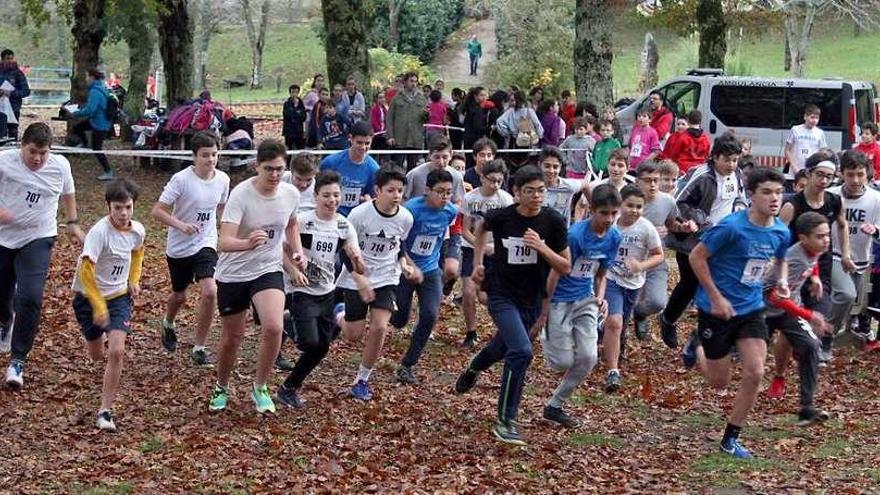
<box><xmin>616</xmin><ymin>69</ymin><xmax>878</xmax><ymax>166</ymax></box>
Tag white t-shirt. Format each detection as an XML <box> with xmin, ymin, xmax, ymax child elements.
<box><xmin>282</xmin><ymin>172</ymin><xmax>316</xmax><ymax>214</ymax></box>
<box><xmin>786</xmin><ymin>124</ymin><xmax>827</xmax><ymax>178</ymax></box>
<box><xmin>215</xmin><ymin>178</ymin><xmax>300</xmax><ymax>283</ymax></box>
<box><xmin>72</xmin><ymin>216</ymin><xmax>146</xmax><ymax>297</ymax></box>
<box><xmin>336</xmin><ymin>201</ymin><xmax>413</xmax><ymax>290</ymax></box>
<box><xmin>0</xmin><ymin>149</ymin><xmax>75</xmax><ymax>249</ymax></box>
<box><xmin>291</xmin><ymin>209</ymin><xmax>359</xmax><ymax>296</ymax></box>
<box><xmin>544</xmin><ymin>178</ymin><xmax>582</xmax><ymax>223</ymax></box>
<box><xmin>461</xmin><ymin>188</ymin><xmax>514</xmax><ymax>249</ymax></box>
<box><xmin>608</xmin><ymin>216</ymin><xmax>662</xmax><ymax>290</ymax></box>
<box><xmin>158</xmin><ymin>166</ymin><xmax>230</xmax><ymax>258</ymax></box>
<box><xmin>828</xmin><ymin>185</ymin><xmax>880</xmax><ymax>268</ymax></box>
<box><xmin>709</xmin><ymin>171</ymin><xmax>739</xmax><ymax>225</ymax></box>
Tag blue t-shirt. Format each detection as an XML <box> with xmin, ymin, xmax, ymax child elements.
<box><xmin>552</xmin><ymin>220</ymin><xmax>621</xmax><ymax>303</ymax></box>
<box><xmin>403</xmin><ymin>197</ymin><xmax>458</xmax><ymax>274</ymax></box>
<box><xmin>319</xmin><ymin>149</ymin><xmax>380</xmax><ymax>216</ymax></box>
<box><xmin>695</xmin><ymin>210</ymin><xmax>790</xmax><ymax>316</ymax></box>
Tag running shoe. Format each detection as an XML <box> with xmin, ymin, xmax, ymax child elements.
<box><xmin>461</xmin><ymin>331</ymin><xmax>478</xmax><ymax>349</ymax></box>
<box><xmin>5</xmin><ymin>360</ymin><xmax>23</xmax><ymax>390</ymax></box>
<box><xmin>720</xmin><ymin>437</ymin><xmax>752</xmax><ymax>459</ymax></box>
<box><xmin>681</xmin><ymin>331</ymin><xmax>699</xmax><ymax>369</ymax></box>
<box><xmin>493</xmin><ymin>420</ymin><xmax>527</xmax><ymax>446</ymax></box>
<box><xmin>191</xmin><ymin>348</ymin><xmax>213</xmax><ymax>367</ymax></box>
<box><xmin>395</xmin><ymin>365</ymin><xmax>417</xmax><ymax>384</ymax></box>
<box><xmin>0</xmin><ymin>318</ymin><xmax>12</xmax><ymax>353</ymax></box>
<box><xmin>209</xmin><ymin>384</ymin><xmax>229</xmax><ymax>411</ymax></box>
<box><xmin>454</xmin><ymin>367</ymin><xmax>480</xmax><ymax>394</ymax></box>
<box><xmin>864</xmin><ymin>340</ymin><xmax>880</xmax><ymax>353</ymax></box>
<box><xmin>766</xmin><ymin>376</ymin><xmax>786</xmax><ymax>400</ymax></box>
<box><xmin>543</xmin><ymin>405</ymin><xmax>579</xmax><ymax>428</ymax></box>
<box><xmin>334</xmin><ymin>303</ymin><xmax>346</xmax><ymax>328</ymax></box>
<box><xmin>350</xmin><ymin>379</ymin><xmax>373</xmax><ymax>401</ymax></box>
<box><xmin>251</xmin><ymin>384</ymin><xmax>276</xmax><ymax>413</ymax></box>
<box><xmin>797</xmin><ymin>406</ymin><xmax>830</xmax><ymax>427</ymax></box>
<box><xmin>634</xmin><ymin>316</ymin><xmax>649</xmax><ymax>341</ymax></box>
<box><xmin>605</xmin><ymin>370</ymin><xmax>622</xmax><ymax>393</ymax></box>
<box><xmin>275</xmin><ymin>354</ymin><xmax>296</xmax><ymax>372</ymax></box>
<box><xmin>96</xmin><ymin>410</ymin><xmax>117</xmax><ymax>432</ymax></box>
<box><xmin>160</xmin><ymin>319</ymin><xmax>177</xmax><ymax>353</ymax></box>
<box><xmin>660</xmin><ymin>317</ymin><xmax>678</xmax><ymax>349</ymax></box>
<box><xmin>276</xmin><ymin>385</ymin><xmax>306</xmax><ymax>408</ymax></box>
<box><xmin>97</xmin><ymin>171</ymin><xmax>115</xmax><ymax>181</ymax></box>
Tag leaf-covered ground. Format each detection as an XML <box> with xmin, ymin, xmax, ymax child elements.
<box><xmin>2</xmin><ymin>134</ymin><xmax>880</xmax><ymax>494</ymax></box>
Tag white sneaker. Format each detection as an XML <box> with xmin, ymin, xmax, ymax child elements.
<box><xmin>0</xmin><ymin>320</ymin><xmax>12</xmax><ymax>353</ymax></box>
<box><xmin>5</xmin><ymin>360</ymin><xmax>23</xmax><ymax>389</ymax></box>
<box><xmin>96</xmin><ymin>410</ymin><xmax>117</xmax><ymax>432</ymax></box>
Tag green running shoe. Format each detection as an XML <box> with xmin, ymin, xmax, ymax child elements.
<box><xmin>209</xmin><ymin>384</ymin><xmax>228</xmax><ymax>411</ymax></box>
<box><xmin>251</xmin><ymin>384</ymin><xmax>276</xmax><ymax>414</ymax></box>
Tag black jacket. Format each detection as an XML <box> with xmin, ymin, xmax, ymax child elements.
<box><xmin>282</xmin><ymin>97</ymin><xmax>307</xmax><ymax>138</ymax></box>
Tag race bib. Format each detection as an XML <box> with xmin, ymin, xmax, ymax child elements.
<box><xmin>740</xmin><ymin>258</ymin><xmax>770</xmax><ymax>285</ymax></box>
<box><xmin>411</xmin><ymin>234</ymin><xmax>438</xmax><ymax>257</ymax></box>
<box><xmin>503</xmin><ymin>236</ymin><xmax>537</xmax><ymax>265</ymax></box>
<box><xmin>195</xmin><ymin>207</ymin><xmax>213</xmax><ymax>227</ymax></box>
<box><xmin>310</xmin><ymin>233</ymin><xmax>338</xmax><ymax>263</ymax></box>
<box><xmin>341</xmin><ymin>186</ymin><xmax>361</xmax><ymax>207</ymax></box>
<box><xmin>721</xmin><ymin>177</ymin><xmax>736</xmax><ymax>200</ymax></box>
<box><xmin>630</xmin><ymin>142</ymin><xmax>643</xmax><ymax>157</ymax></box>
<box><xmin>571</xmin><ymin>257</ymin><xmax>598</xmax><ymax>278</ymax></box>
<box><xmin>363</xmin><ymin>235</ymin><xmax>394</xmax><ymax>257</ymax></box>
<box><xmin>260</xmin><ymin>224</ymin><xmax>283</xmax><ymax>248</ymax></box>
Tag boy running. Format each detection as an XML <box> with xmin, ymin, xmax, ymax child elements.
<box><xmin>275</xmin><ymin>170</ymin><xmax>364</xmax><ymax>408</ymax></box>
<box><xmin>454</xmin><ymin>165</ymin><xmax>571</xmax><ymax>446</ymax></box>
<box><xmin>285</xmin><ymin>154</ymin><xmax>318</xmax><ymax>214</ymax></box>
<box><xmin>319</xmin><ymin>121</ymin><xmax>380</xmax><ymax>217</ymax></box>
<box><xmin>336</xmin><ymin>168</ymin><xmax>420</xmax><ymax>401</ymax></box>
<box><xmin>72</xmin><ymin>179</ymin><xmax>145</xmax><ymax>431</ymax></box>
<box><xmin>460</xmin><ymin>159</ymin><xmax>514</xmax><ymax>348</ymax></box>
<box><xmin>602</xmin><ymin>184</ymin><xmax>664</xmax><ymax>392</ymax></box>
<box><xmin>541</xmin><ymin>184</ymin><xmax>621</xmax><ymax>427</ymax></box>
<box><xmin>539</xmin><ymin>146</ymin><xmax>590</xmax><ymax>224</ymax></box>
<box><xmin>209</xmin><ymin>140</ymin><xmax>304</xmax><ymax>414</ymax></box>
<box><xmin>152</xmin><ymin>132</ymin><xmax>230</xmax><ymax>365</ymax></box>
<box><xmin>688</xmin><ymin>167</ymin><xmax>790</xmax><ymax>458</ymax></box>
<box><xmin>392</xmin><ymin>169</ymin><xmax>458</xmax><ymax>384</ymax></box>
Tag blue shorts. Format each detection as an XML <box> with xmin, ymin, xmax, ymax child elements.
<box><xmin>605</xmin><ymin>280</ymin><xmax>639</xmax><ymax>323</ymax></box>
<box><xmin>440</xmin><ymin>234</ymin><xmax>462</xmax><ymax>264</ymax></box>
<box><xmin>460</xmin><ymin>246</ymin><xmax>495</xmax><ymax>278</ymax></box>
<box><xmin>73</xmin><ymin>293</ymin><xmax>133</xmax><ymax>342</ymax></box>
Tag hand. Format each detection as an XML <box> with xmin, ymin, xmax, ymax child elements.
<box><xmin>93</xmin><ymin>311</ymin><xmax>110</xmax><ymax>329</ymax></box>
<box><xmin>710</xmin><ymin>295</ymin><xmax>735</xmax><ymax>320</ymax></box>
<box><xmin>129</xmin><ymin>283</ymin><xmax>141</xmax><ymax>300</ymax></box>
<box><xmin>386</xmin><ymin>138</ymin><xmax>396</xmax><ymax>147</ymax></box>
<box><xmin>247</xmin><ymin>230</ymin><xmax>269</xmax><ymax>249</ymax></box>
<box><xmin>809</xmin><ymin>277</ymin><xmax>823</xmax><ymax>300</ymax></box>
<box><xmin>0</xmin><ymin>208</ymin><xmax>14</xmax><ymax>224</ymax></box>
<box><xmin>861</xmin><ymin>223</ymin><xmax>878</xmax><ymax>236</ymax></box>
<box><xmin>351</xmin><ymin>253</ymin><xmax>366</xmax><ymax>275</ymax></box>
<box><xmin>528</xmin><ymin>313</ymin><xmax>547</xmax><ymax>341</ymax></box>
<box><xmin>842</xmin><ymin>256</ymin><xmax>856</xmax><ymax>273</ymax></box>
<box><xmin>66</xmin><ymin>223</ymin><xmax>85</xmax><ymax>244</ymax></box>
<box><xmin>290</xmin><ymin>269</ymin><xmax>309</xmax><ymax>287</ymax></box>
<box><xmin>472</xmin><ymin>264</ymin><xmax>485</xmax><ymax>284</ymax></box>
<box><xmin>597</xmin><ymin>298</ymin><xmax>608</xmax><ymax>318</ymax></box>
<box><xmin>774</xmin><ymin>282</ymin><xmax>790</xmax><ymax>300</ymax></box>
<box><xmin>291</xmin><ymin>251</ymin><xmax>307</xmax><ymax>270</ymax></box>
<box><xmin>357</xmin><ymin>281</ymin><xmax>375</xmax><ymax>304</ymax></box>
<box><xmin>405</xmin><ymin>265</ymin><xmax>423</xmax><ymax>284</ymax></box>
<box><xmin>177</xmin><ymin>222</ymin><xmax>200</xmax><ymax>235</ymax></box>
<box><xmin>522</xmin><ymin>228</ymin><xmax>546</xmax><ymax>251</ymax></box>
<box><xmin>679</xmin><ymin>220</ymin><xmax>698</xmax><ymax>234</ymax></box>
<box><xmin>623</xmin><ymin>257</ymin><xmax>642</xmax><ymax>274</ymax></box>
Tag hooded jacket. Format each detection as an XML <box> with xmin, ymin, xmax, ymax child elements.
<box><xmin>0</xmin><ymin>62</ymin><xmax>30</xmax><ymax>118</ymax></box>
<box><xmin>661</xmin><ymin>127</ymin><xmax>711</xmax><ymax>174</ymax></box>
<box><xmin>72</xmin><ymin>80</ymin><xmax>111</xmax><ymax>132</ymax></box>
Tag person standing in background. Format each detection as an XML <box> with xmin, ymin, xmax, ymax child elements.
<box><xmin>0</xmin><ymin>49</ymin><xmax>31</xmax><ymax>141</ymax></box>
<box><xmin>466</xmin><ymin>35</ymin><xmax>482</xmax><ymax>77</ymax></box>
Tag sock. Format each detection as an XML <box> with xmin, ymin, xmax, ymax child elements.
<box><xmin>356</xmin><ymin>364</ymin><xmax>372</xmax><ymax>383</ymax></box>
<box><xmin>163</xmin><ymin>316</ymin><xmax>175</xmax><ymax>328</ymax></box>
<box><xmin>608</xmin><ymin>368</ymin><xmax>619</xmax><ymax>375</ymax></box>
<box><xmin>192</xmin><ymin>345</ymin><xmax>206</xmax><ymax>352</ymax></box>
<box><xmin>722</xmin><ymin>423</ymin><xmax>741</xmax><ymax>444</ymax></box>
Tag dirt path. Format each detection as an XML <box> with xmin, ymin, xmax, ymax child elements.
<box><xmin>431</xmin><ymin>18</ymin><xmax>497</xmax><ymax>89</ymax></box>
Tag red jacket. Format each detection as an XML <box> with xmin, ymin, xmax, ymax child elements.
<box><xmin>650</xmin><ymin>107</ymin><xmax>674</xmax><ymax>139</ymax></box>
<box><xmin>660</xmin><ymin>128</ymin><xmax>710</xmax><ymax>173</ymax></box>
<box><xmin>856</xmin><ymin>141</ymin><xmax>880</xmax><ymax>178</ymax></box>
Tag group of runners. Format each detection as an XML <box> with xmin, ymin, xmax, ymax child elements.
<box><xmin>1</xmin><ymin>108</ymin><xmax>875</xmax><ymax>460</ymax></box>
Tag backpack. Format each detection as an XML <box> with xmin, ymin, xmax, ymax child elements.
<box><xmin>165</xmin><ymin>104</ymin><xmax>198</xmax><ymax>134</ymax></box>
<box><xmin>105</xmin><ymin>92</ymin><xmax>120</xmax><ymax>123</ymax></box>
<box><xmin>515</xmin><ymin>113</ymin><xmax>539</xmax><ymax>147</ymax></box>
<box><xmin>191</xmin><ymin>99</ymin><xmax>217</xmax><ymax>131</ymax></box>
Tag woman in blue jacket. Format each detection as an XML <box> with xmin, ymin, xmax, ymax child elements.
<box><xmin>70</xmin><ymin>69</ymin><xmax>113</xmax><ymax>180</ymax></box>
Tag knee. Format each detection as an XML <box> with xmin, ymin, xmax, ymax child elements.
<box><xmin>201</xmin><ymin>285</ymin><xmax>217</xmax><ymax>302</ymax></box>
<box><xmin>107</xmin><ymin>345</ymin><xmax>125</xmax><ymax>364</ymax></box>
<box><xmin>508</xmin><ymin>345</ymin><xmax>534</xmax><ymax>364</ymax></box>
<box><xmin>444</xmin><ymin>265</ymin><xmax>458</xmax><ymax>281</ymax></box>
<box><xmin>261</xmin><ymin>322</ymin><xmax>283</xmax><ymax>338</ymax></box>
<box><xmin>545</xmin><ymin>351</ymin><xmax>574</xmax><ymax>372</ymax></box>
<box><xmin>641</xmin><ymin>297</ymin><xmax>667</xmax><ymax>316</ymax></box>
<box><xmin>740</xmin><ymin>364</ymin><xmax>765</xmax><ymax>387</ymax></box>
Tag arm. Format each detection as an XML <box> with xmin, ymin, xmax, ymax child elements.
<box><xmin>218</xmin><ymin>222</ymin><xmax>266</xmax><ymax>252</ymax></box>
<box><xmin>284</xmin><ymin>215</ymin><xmax>306</xmax><ymax>269</ymax></box>
<box><xmin>471</xmin><ymin>222</ymin><xmax>489</xmax><ymax>283</ymax></box>
<box><xmin>61</xmin><ymin>193</ymin><xmax>85</xmax><ymax>243</ymax></box>
<box><xmin>637</xmin><ymin>246</ymin><xmax>664</xmax><ymax>273</ymax></box>
<box><xmin>385</xmin><ymin>99</ymin><xmax>396</xmax><ymax>144</ymax></box>
<box><xmin>78</xmin><ymin>258</ymin><xmax>108</xmax><ymax>326</ymax></box>
<box><xmin>689</xmin><ymin>242</ymin><xmax>734</xmax><ymax>319</ymax></box>
<box><xmin>12</xmin><ymin>71</ymin><xmax>30</xmax><ymax>100</ymax></box>
<box><xmin>531</xmin><ymin>110</ymin><xmax>544</xmax><ymax>138</ymax></box>
<box><xmin>151</xmin><ymin>201</ymin><xmax>199</xmax><ymax>235</ymax></box>
<box><xmin>128</xmin><ymin>246</ymin><xmax>145</xmax><ymax>298</ymax></box>
<box><xmin>72</xmin><ymin>88</ymin><xmax>98</xmax><ymax>118</ymax></box>
<box><xmin>837</xmin><ymin>208</ymin><xmax>854</xmax><ymax>271</ymax></box>
<box><xmin>779</xmin><ymin>202</ymin><xmax>795</xmax><ymax>225</ymax></box>
<box><xmin>461</xmin><ymin>213</ymin><xmax>477</xmax><ymax>246</ymax></box>
<box><xmin>527</xmin><ymin>229</ymin><xmax>571</xmax><ymax>275</ymax></box>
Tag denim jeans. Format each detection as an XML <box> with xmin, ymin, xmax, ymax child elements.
<box><xmin>469</xmin><ymin>293</ymin><xmax>540</xmax><ymax>423</ymax></box>
<box><xmin>0</xmin><ymin>237</ymin><xmax>56</xmax><ymax>362</ymax></box>
<box><xmin>392</xmin><ymin>269</ymin><xmax>443</xmax><ymax>368</ymax></box>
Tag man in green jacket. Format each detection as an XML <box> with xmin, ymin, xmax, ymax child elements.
<box><xmin>466</xmin><ymin>35</ymin><xmax>482</xmax><ymax>76</ymax></box>
<box><xmin>386</xmin><ymin>72</ymin><xmax>427</xmax><ymax>172</ymax></box>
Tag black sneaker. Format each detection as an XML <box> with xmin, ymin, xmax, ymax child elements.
<box><xmin>160</xmin><ymin>319</ymin><xmax>177</xmax><ymax>352</ymax></box>
<box><xmin>454</xmin><ymin>367</ymin><xmax>480</xmax><ymax>394</ymax></box>
<box><xmin>543</xmin><ymin>405</ymin><xmax>579</xmax><ymax>428</ymax></box>
<box><xmin>605</xmin><ymin>370</ymin><xmax>622</xmax><ymax>393</ymax></box>
<box><xmin>660</xmin><ymin>317</ymin><xmax>678</xmax><ymax>349</ymax></box>
<box><xmin>797</xmin><ymin>406</ymin><xmax>830</xmax><ymax>427</ymax></box>
<box><xmin>96</xmin><ymin>410</ymin><xmax>117</xmax><ymax>432</ymax></box>
<box><xmin>493</xmin><ymin>420</ymin><xmax>527</xmax><ymax>446</ymax></box>
<box><xmin>275</xmin><ymin>354</ymin><xmax>296</xmax><ymax>372</ymax></box>
<box><xmin>191</xmin><ymin>348</ymin><xmax>214</xmax><ymax>367</ymax></box>
<box><xmin>634</xmin><ymin>317</ymin><xmax>649</xmax><ymax>341</ymax></box>
<box><xmin>461</xmin><ymin>331</ymin><xmax>478</xmax><ymax>349</ymax></box>
<box><xmin>395</xmin><ymin>365</ymin><xmax>418</xmax><ymax>384</ymax></box>
<box><xmin>276</xmin><ymin>385</ymin><xmax>306</xmax><ymax>408</ymax></box>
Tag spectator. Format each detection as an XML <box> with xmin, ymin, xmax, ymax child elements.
<box><xmin>344</xmin><ymin>75</ymin><xmax>366</xmax><ymax>123</ymax></box>
<box><xmin>370</xmin><ymin>91</ymin><xmax>388</xmax><ymax>150</ymax></box>
<box><xmin>426</xmin><ymin>89</ymin><xmax>449</xmax><ymax>144</ymax></box>
<box><xmin>69</xmin><ymin>69</ymin><xmax>113</xmax><ymax>180</ymax></box>
<box><xmin>282</xmin><ymin>84</ymin><xmax>307</xmax><ymax>150</ymax></box>
<box><xmin>496</xmin><ymin>90</ymin><xmax>543</xmax><ymax>148</ymax></box>
<box><xmin>648</xmin><ymin>91</ymin><xmax>674</xmax><ymax>141</ymax></box>
<box><xmin>333</xmin><ymin>83</ymin><xmax>349</xmax><ymax>122</ymax></box>
<box><xmin>308</xmin><ymin>87</ymin><xmax>331</xmax><ymax>148</ymax></box>
<box><xmin>539</xmin><ymin>99</ymin><xmax>563</xmax><ymax>147</ymax></box>
<box><xmin>303</xmin><ymin>74</ymin><xmax>326</xmax><ymax>147</ymax></box>
<box><xmin>660</xmin><ymin>109</ymin><xmax>710</xmax><ymax>175</ymax></box>
<box><xmin>529</xmin><ymin>86</ymin><xmax>544</xmax><ymax>113</ymax></box>
<box><xmin>422</xmin><ymin>84</ymin><xmax>433</xmax><ymax>101</ymax></box>
<box><xmin>602</xmin><ymin>105</ymin><xmax>624</xmax><ymax>143</ymax></box>
<box><xmin>466</xmin><ymin>34</ymin><xmax>482</xmax><ymax>76</ymax></box>
<box><xmin>461</xmin><ymin>86</ymin><xmax>488</xmax><ymax>154</ymax></box>
<box><xmin>560</xmin><ymin>117</ymin><xmax>597</xmax><ymax>179</ymax></box>
<box><xmin>486</xmin><ymin>90</ymin><xmax>509</xmax><ymax>149</ymax></box>
<box><xmin>0</xmin><ymin>49</ymin><xmax>31</xmax><ymax>140</ymax></box>
<box><xmin>560</xmin><ymin>90</ymin><xmax>577</xmax><ymax>134</ymax></box>
<box><xmin>387</xmin><ymin>72</ymin><xmax>428</xmax><ymax>172</ymax></box>
<box><xmin>434</xmin><ymin>79</ymin><xmax>455</xmax><ymax>106</ymax></box>
<box><xmin>319</xmin><ymin>104</ymin><xmax>349</xmax><ymax>150</ymax></box>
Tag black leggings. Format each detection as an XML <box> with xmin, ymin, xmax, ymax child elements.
<box><xmin>73</xmin><ymin>120</ymin><xmax>110</xmax><ymax>173</ymax></box>
<box><xmin>282</xmin><ymin>291</ymin><xmax>337</xmax><ymax>390</ymax></box>
<box><xmin>662</xmin><ymin>251</ymin><xmax>699</xmax><ymax>325</ymax></box>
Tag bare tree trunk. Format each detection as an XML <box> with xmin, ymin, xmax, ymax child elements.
<box><xmin>242</xmin><ymin>0</ymin><xmax>271</xmax><ymax>89</ymax></box>
<box><xmin>783</xmin><ymin>27</ymin><xmax>791</xmax><ymax>71</ymax></box>
<box><xmin>388</xmin><ymin>0</ymin><xmax>406</xmax><ymax>50</ymax></box>
<box><xmin>637</xmin><ymin>33</ymin><xmax>658</xmax><ymax>93</ymax></box>
<box><xmin>784</xmin><ymin>4</ymin><xmax>817</xmax><ymax>78</ymax></box>
<box><xmin>322</xmin><ymin>0</ymin><xmax>371</xmax><ymax>87</ymax></box>
<box><xmin>71</xmin><ymin>0</ymin><xmax>107</xmax><ymax>105</ymax></box>
<box><xmin>120</xmin><ymin>0</ymin><xmax>155</xmax><ymax>141</ymax></box>
<box><xmin>158</xmin><ymin>0</ymin><xmax>194</xmax><ymax>106</ymax></box>
<box><xmin>574</xmin><ymin>0</ymin><xmax>613</xmax><ymax>108</ymax></box>
<box><xmin>697</xmin><ymin>0</ymin><xmax>726</xmax><ymax>69</ymax></box>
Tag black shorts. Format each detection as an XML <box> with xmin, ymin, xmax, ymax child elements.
<box><xmin>292</xmin><ymin>291</ymin><xmax>338</xmax><ymax>348</ymax></box>
<box><xmin>166</xmin><ymin>247</ymin><xmax>218</xmax><ymax>293</ymax></box>
<box><xmin>697</xmin><ymin>309</ymin><xmax>768</xmax><ymax>360</ymax></box>
<box><xmin>73</xmin><ymin>293</ymin><xmax>133</xmax><ymax>342</ymax></box>
<box><xmin>460</xmin><ymin>247</ymin><xmax>495</xmax><ymax>278</ymax></box>
<box><xmin>341</xmin><ymin>285</ymin><xmax>397</xmax><ymax>322</ymax></box>
<box><xmin>217</xmin><ymin>271</ymin><xmax>284</xmax><ymax>316</ymax></box>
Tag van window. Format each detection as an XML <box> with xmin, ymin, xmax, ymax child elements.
<box><xmin>783</xmin><ymin>88</ymin><xmax>843</xmax><ymax>130</ymax></box>
<box><xmin>855</xmin><ymin>89</ymin><xmax>873</xmax><ymax>127</ymax></box>
<box><xmin>657</xmin><ymin>82</ymin><xmax>700</xmax><ymax>118</ymax></box>
<box><xmin>711</xmin><ymin>86</ymin><xmax>785</xmax><ymax>128</ymax></box>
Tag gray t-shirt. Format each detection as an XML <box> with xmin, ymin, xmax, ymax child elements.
<box><xmin>764</xmin><ymin>242</ymin><xmax>819</xmax><ymax>318</ymax></box>
<box><xmin>642</xmin><ymin>192</ymin><xmax>678</xmax><ymax>239</ymax></box>
<box><xmin>404</xmin><ymin>163</ymin><xmax>466</xmax><ymax>203</ymax></box>
<box><xmin>608</xmin><ymin>216</ymin><xmax>662</xmax><ymax>290</ymax></box>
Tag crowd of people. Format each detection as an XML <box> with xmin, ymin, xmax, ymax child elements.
<box><xmin>5</xmin><ymin>67</ymin><xmax>880</xmax><ymax>462</ymax></box>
